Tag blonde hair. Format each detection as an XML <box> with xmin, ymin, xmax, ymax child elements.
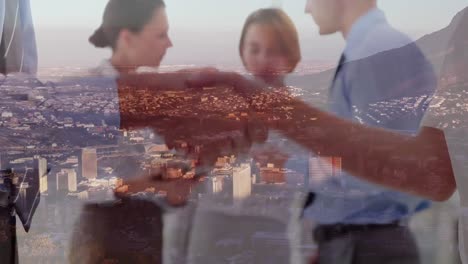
<box><xmin>239</xmin><ymin>8</ymin><xmax>301</xmax><ymax>73</ymax></box>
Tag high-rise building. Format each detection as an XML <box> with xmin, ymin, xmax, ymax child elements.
<box><xmin>232</xmin><ymin>164</ymin><xmax>252</xmax><ymax>200</ymax></box>
<box><xmin>18</xmin><ymin>182</ymin><xmax>29</xmax><ymax>213</ymax></box>
<box><xmin>0</xmin><ymin>154</ymin><xmax>7</xmax><ymax>170</ymax></box>
<box><xmin>57</xmin><ymin>169</ymin><xmax>77</xmax><ymax>192</ymax></box>
<box><xmin>34</xmin><ymin>156</ymin><xmax>48</xmax><ymax>193</ymax></box>
<box><xmin>308</xmin><ymin>156</ymin><xmax>342</xmax><ymax>184</ymax></box>
<box><xmin>81</xmin><ymin>148</ymin><xmax>97</xmax><ymax>180</ymax></box>
<box><xmin>56</xmin><ymin>171</ymin><xmax>68</xmax><ymax>192</ymax></box>
<box><xmin>206</xmin><ymin>176</ymin><xmax>224</xmax><ymax>194</ymax></box>
<box><xmin>66</xmin><ymin>169</ymin><xmax>78</xmax><ymax>192</ymax></box>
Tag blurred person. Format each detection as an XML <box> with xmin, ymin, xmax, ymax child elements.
<box><xmin>69</xmin><ymin>1</ymin><xmax>264</xmax><ymax>264</ymax></box>
<box><xmin>239</xmin><ymin>8</ymin><xmax>300</xmax><ymax>87</ymax></box>
<box><xmin>78</xmin><ymin>1</ymin><xmax>467</xmax><ymax>263</ymax></box>
<box><xmin>0</xmin><ymin>0</ymin><xmax>258</xmax><ymax>263</ymax></box>
<box><xmin>239</xmin><ymin>8</ymin><xmax>307</xmax><ymax>263</ymax></box>
<box><xmin>187</xmin><ymin>0</ymin><xmax>441</xmax><ymax>263</ymax></box>
<box><xmin>0</xmin><ymin>0</ymin><xmax>37</xmax><ymax>75</ymax></box>
<box><xmin>238</xmin><ymin>7</ymin><xmax>299</xmax><ymax>168</ymax></box>
<box><xmin>68</xmin><ymin>1</ymin><xmax>189</xmax><ymax>263</ymax></box>
<box><xmin>63</xmin><ymin>0</ymin><xmax>177</xmax><ymax>96</ymax></box>
<box><xmin>420</xmin><ymin>7</ymin><xmax>468</xmax><ymax>263</ymax></box>
<box><xmin>88</xmin><ymin>0</ymin><xmax>171</xmax><ymax>75</ymax></box>
<box><xmin>300</xmin><ymin>1</ymin><xmax>435</xmax><ymax>263</ymax></box>
<box><xmin>176</xmin><ymin>9</ymin><xmax>302</xmax><ymax>263</ymax></box>
<box><xmin>0</xmin><ymin>0</ymin><xmax>39</xmax><ymax>263</ymax></box>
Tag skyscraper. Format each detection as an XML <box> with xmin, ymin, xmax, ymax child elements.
<box><xmin>0</xmin><ymin>154</ymin><xmax>7</xmax><ymax>170</ymax></box>
<box><xmin>232</xmin><ymin>163</ymin><xmax>252</xmax><ymax>200</ymax></box>
<box><xmin>205</xmin><ymin>176</ymin><xmax>224</xmax><ymax>194</ymax></box>
<box><xmin>57</xmin><ymin>169</ymin><xmax>78</xmax><ymax>192</ymax></box>
<box><xmin>56</xmin><ymin>171</ymin><xmax>68</xmax><ymax>192</ymax></box>
<box><xmin>66</xmin><ymin>169</ymin><xmax>78</xmax><ymax>192</ymax></box>
<box><xmin>81</xmin><ymin>148</ymin><xmax>98</xmax><ymax>180</ymax></box>
<box><xmin>34</xmin><ymin>156</ymin><xmax>48</xmax><ymax>193</ymax></box>
<box><xmin>18</xmin><ymin>182</ymin><xmax>29</xmax><ymax>215</ymax></box>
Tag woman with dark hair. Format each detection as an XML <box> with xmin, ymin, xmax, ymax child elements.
<box><xmin>89</xmin><ymin>0</ymin><xmax>172</xmax><ymax>74</ymax></box>
<box><xmin>68</xmin><ymin>1</ymin><xmax>196</xmax><ymax>263</ymax></box>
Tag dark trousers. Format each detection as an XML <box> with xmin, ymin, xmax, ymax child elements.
<box><xmin>314</xmin><ymin>224</ymin><xmax>420</xmax><ymax>264</ymax></box>
<box><xmin>0</xmin><ymin>207</ymin><xmax>17</xmax><ymax>264</ymax></box>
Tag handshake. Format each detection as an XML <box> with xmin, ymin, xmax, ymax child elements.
<box><xmin>115</xmin><ymin>69</ymin><xmax>288</xmax><ymax>200</ymax></box>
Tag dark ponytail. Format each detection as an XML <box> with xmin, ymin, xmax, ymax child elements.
<box><xmin>89</xmin><ymin>27</ymin><xmax>110</xmax><ymax>48</ymax></box>
<box><xmin>89</xmin><ymin>0</ymin><xmax>166</xmax><ymax>49</ymax></box>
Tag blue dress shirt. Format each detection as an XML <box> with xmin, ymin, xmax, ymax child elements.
<box><xmin>304</xmin><ymin>8</ymin><xmax>437</xmax><ymax>224</ymax></box>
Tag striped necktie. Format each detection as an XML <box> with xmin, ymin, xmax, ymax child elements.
<box><xmin>329</xmin><ymin>54</ymin><xmax>347</xmax><ymax>92</ymax></box>
<box><xmin>303</xmin><ymin>54</ymin><xmax>347</xmax><ymax>213</ymax></box>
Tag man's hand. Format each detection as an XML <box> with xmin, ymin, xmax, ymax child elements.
<box><xmin>116</xmin><ymin>71</ymin><xmax>270</xmax><ymax>179</ymax></box>
<box><xmin>160</xmin><ymin>116</ymin><xmax>268</xmax><ymax>173</ymax></box>
<box><xmin>186</xmin><ymin>70</ymin><xmax>267</xmax><ymax>97</ymax></box>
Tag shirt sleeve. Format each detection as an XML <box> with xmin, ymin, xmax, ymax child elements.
<box><xmin>421</xmin><ymin>85</ymin><xmax>468</xmax><ymax>207</ymax></box>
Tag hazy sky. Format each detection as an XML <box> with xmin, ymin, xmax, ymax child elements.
<box><xmin>31</xmin><ymin>0</ymin><xmax>468</xmax><ymax>68</ymax></box>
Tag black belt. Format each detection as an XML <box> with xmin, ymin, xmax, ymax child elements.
<box><xmin>313</xmin><ymin>221</ymin><xmax>401</xmax><ymax>243</ymax></box>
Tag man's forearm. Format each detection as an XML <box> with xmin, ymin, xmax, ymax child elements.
<box><xmin>118</xmin><ymin>71</ymin><xmax>457</xmax><ymax>201</ymax></box>
<box><xmin>264</xmin><ymin>98</ymin><xmax>455</xmax><ymax>201</ymax></box>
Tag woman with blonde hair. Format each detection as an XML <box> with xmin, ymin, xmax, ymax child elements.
<box><xmin>239</xmin><ymin>8</ymin><xmax>301</xmax><ymax>87</ymax></box>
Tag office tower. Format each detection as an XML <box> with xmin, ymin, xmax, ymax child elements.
<box><xmin>18</xmin><ymin>182</ymin><xmax>29</xmax><ymax>212</ymax></box>
<box><xmin>206</xmin><ymin>176</ymin><xmax>224</xmax><ymax>194</ymax></box>
<box><xmin>56</xmin><ymin>171</ymin><xmax>68</xmax><ymax>192</ymax></box>
<box><xmin>57</xmin><ymin>169</ymin><xmax>77</xmax><ymax>192</ymax></box>
<box><xmin>0</xmin><ymin>154</ymin><xmax>8</xmax><ymax>186</ymax></box>
<box><xmin>0</xmin><ymin>154</ymin><xmax>7</xmax><ymax>170</ymax></box>
<box><xmin>34</xmin><ymin>156</ymin><xmax>48</xmax><ymax>193</ymax></box>
<box><xmin>81</xmin><ymin>148</ymin><xmax>97</xmax><ymax>180</ymax></box>
<box><xmin>232</xmin><ymin>164</ymin><xmax>252</xmax><ymax>200</ymax></box>
<box><xmin>66</xmin><ymin>169</ymin><xmax>78</xmax><ymax>192</ymax></box>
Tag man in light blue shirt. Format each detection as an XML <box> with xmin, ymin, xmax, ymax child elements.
<box><xmin>303</xmin><ymin>0</ymin><xmax>436</xmax><ymax>263</ymax></box>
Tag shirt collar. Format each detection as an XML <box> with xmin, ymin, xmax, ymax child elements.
<box><xmin>344</xmin><ymin>8</ymin><xmax>388</xmax><ymax>62</ymax></box>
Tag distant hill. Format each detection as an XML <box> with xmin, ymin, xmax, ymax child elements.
<box><xmin>288</xmin><ymin>5</ymin><xmax>468</xmax><ymax>95</ymax></box>
<box><xmin>417</xmin><ymin>5</ymin><xmax>468</xmax><ymax>75</ymax></box>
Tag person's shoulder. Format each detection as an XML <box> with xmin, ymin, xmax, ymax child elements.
<box><xmin>350</xmin><ymin>33</ymin><xmax>432</xmax><ymax>76</ymax></box>
<box><xmin>367</xmin><ymin>22</ymin><xmax>413</xmax><ymax>52</ymax></box>
<box><xmin>350</xmin><ymin>22</ymin><xmax>421</xmax><ymax>67</ymax></box>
